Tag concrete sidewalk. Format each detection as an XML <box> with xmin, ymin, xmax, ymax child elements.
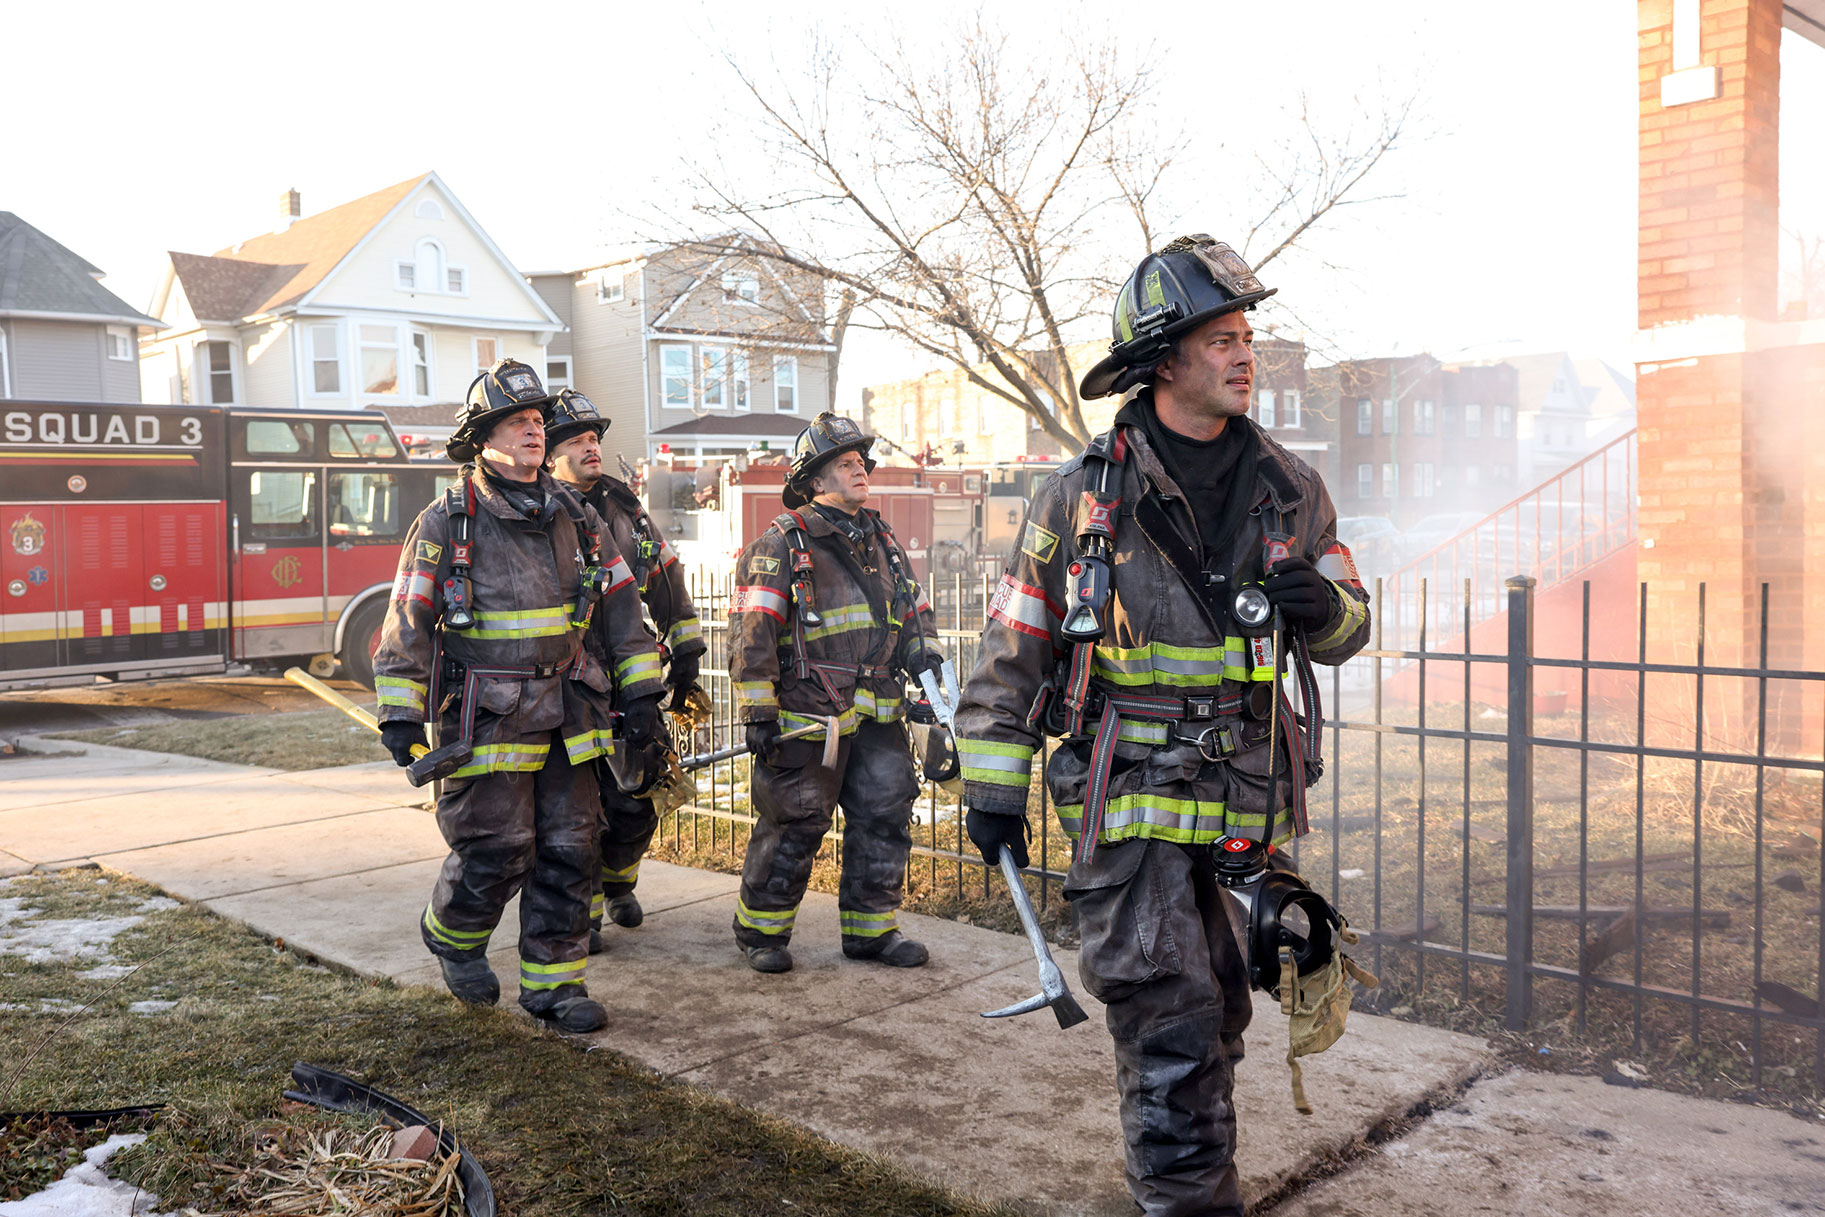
<box><xmin>4</xmin><ymin>738</ymin><xmax>1821</xmax><ymax>1216</ymax></box>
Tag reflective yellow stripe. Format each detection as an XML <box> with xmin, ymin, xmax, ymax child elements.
<box><xmin>734</xmin><ymin>681</ymin><xmax>777</xmax><ymax>710</ymax></box>
<box><xmin>519</xmin><ymin>956</ymin><xmax>588</xmax><ymax>990</ymax></box>
<box><xmin>958</xmin><ymin>738</ymin><xmax>1034</xmax><ymax>787</ymax></box>
<box><xmin>450</xmin><ymin>740</ymin><xmax>552</xmax><ymax>778</ymax></box>
<box><xmin>667</xmin><ymin>617</ymin><xmax>704</xmax><ymax>648</ymax></box>
<box><xmin>616</xmin><ymin>652</ymin><xmax>664</xmax><ymax>685</ymax></box>
<box><xmin>781</xmin><ymin>707</ymin><xmax>859</xmax><ymax>736</ymax></box>
<box><xmin>1093</xmin><ymin>639</ymin><xmax>1275</xmax><ymax>688</ymax></box>
<box><xmin>469</xmin><ymin>606</ymin><xmax>572</xmax><ymax>639</ymax></box>
<box><xmin>736</xmin><ymin>900</ymin><xmax>797</xmax><ymax>935</ymax></box>
<box><xmin>797</xmin><ymin>603</ymin><xmax>878</xmax><ymax>643</ymax></box>
<box><xmin>1310</xmin><ymin>584</ymin><xmax>1368</xmax><ymax>652</ymax></box>
<box><xmin>839</xmin><ymin>910</ymin><xmax>898</xmax><ymax>938</ymax></box>
<box><xmin>374</xmin><ymin>676</ymin><xmax>427</xmax><ymax>711</ymax></box>
<box><xmin>563</xmin><ymin>729</ymin><xmax>615</xmax><ymax>763</ymax></box>
<box><xmin>422</xmin><ymin>903</ymin><xmax>492</xmax><ymax>949</ymax></box>
<box><xmin>600</xmin><ymin>860</ymin><xmax>640</xmax><ymax>884</ymax></box>
<box><xmin>1056</xmin><ymin>795</ymin><xmax>1294</xmax><ymax>845</ymax></box>
<box><xmin>853</xmin><ymin>687</ymin><xmax>902</xmax><ymax>721</ymax></box>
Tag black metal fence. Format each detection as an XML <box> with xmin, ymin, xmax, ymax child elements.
<box><xmin>666</xmin><ymin>570</ymin><xmax>1824</xmax><ymax>1092</ymax></box>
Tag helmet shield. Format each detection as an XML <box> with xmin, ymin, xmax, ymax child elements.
<box><xmin>782</xmin><ymin>412</ymin><xmax>877</xmax><ymax>508</ymax></box>
<box><xmin>546</xmin><ymin>388</ymin><xmax>609</xmax><ymax>450</ymax></box>
<box><xmin>446</xmin><ymin>358</ymin><xmax>555</xmax><ymax>462</ymax></box>
<box><xmin>1079</xmin><ymin>235</ymin><xmax>1277</xmax><ymax>400</ymax></box>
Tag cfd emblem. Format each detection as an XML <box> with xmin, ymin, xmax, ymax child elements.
<box><xmin>271</xmin><ymin>556</ymin><xmax>303</xmax><ymax>589</ymax></box>
<box><xmin>10</xmin><ymin>513</ymin><xmax>46</xmax><ymax>556</ymax></box>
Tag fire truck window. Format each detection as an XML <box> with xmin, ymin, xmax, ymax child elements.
<box><xmin>247</xmin><ymin>470</ymin><xmax>318</xmax><ymax>539</ymax></box>
<box><xmin>245</xmin><ymin>419</ymin><xmax>314</xmax><ymax>457</ymax></box>
<box><xmin>328</xmin><ymin>472</ymin><xmax>400</xmax><ymax>537</ymax></box>
<box><xmin>328</xmin><ymin>423</ymin><xmax>399</xmax><ymax>459</ymax></box>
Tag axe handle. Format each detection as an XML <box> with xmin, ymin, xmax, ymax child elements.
<box><xmin>678</xmin><ymin>721</ymin><xmax>823</xmax><ymax>770</ymax></box>
<box><xmin>285</xmin><ymin>667</ymin><xmax>427</xmax><ymax>760</ymax></box>
<box><xmin>997</xmin><ymin>849</ymin><xmax>1056</xmax><ymax>970</ymax></box>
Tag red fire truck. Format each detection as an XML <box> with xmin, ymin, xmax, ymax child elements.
<box><xmin>0</xmin><ymin>401</ymin><xmax>453</xmax><ymax>692</ymax></box>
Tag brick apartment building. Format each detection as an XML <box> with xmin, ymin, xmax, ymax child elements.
<box><xmin>1321</xmin><ymin>355</ymin><xmax>1522</xmax><ymax>526</ymax></box>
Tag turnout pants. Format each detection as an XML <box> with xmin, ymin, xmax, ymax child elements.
<box><xmin>592</xmin><ymin>783</ymin><xmax>659</xmax><ymax>924</ymax></box>
<box><xmin>1067</xmin><ymin>838</ymin><xmax>1253</xmax><ymax>1217</ymax></box>
<box><xmin>419</xmin><ymin>731</ymin><xmax>599</xmax><ymax>1014</ymax></box>
<box><xmin>733</xmin><ymin>719</ymin><xmax>919</xmax><ymax>950</ymax></box>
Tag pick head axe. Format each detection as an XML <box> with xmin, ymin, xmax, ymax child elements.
<box><xmin>981</xmin><ymin>848</ymin><xmax>1089</xmax><ymax>1029</ymax></box>
<box><xmin>284</xmin><ymin>667</ymin><xmax>472</xmax><ymax>788</ymax></box>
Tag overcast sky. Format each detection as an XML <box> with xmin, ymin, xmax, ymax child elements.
<box><xmin>10</xmin><ymin>1</ymin><xmax>1822</xmax><ymax>408</ymax></box>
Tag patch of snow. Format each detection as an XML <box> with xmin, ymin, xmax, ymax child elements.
<box><xmin>0</xmin><ymin>896</ymin><xmax>176</xmax><ymax>968</ymax></box>
<box><xmin>126</xmin><ymin>1001</ymin><xmax>177</xmax><ymax>1015</ymax></box>
<box><xmin>77</xmin><ymin>965</ymin><xmax>134</xmax><ymax>981</ymax></box>
<box><xmin>0</xmin><ymin>1132</ymin><xmax>174</xmax><ymax>1216</ymax></box>
<box><xmin>1338</xmin><ymin>868</ymin><xmax>1366</xmax><ymax>879</ymax></box>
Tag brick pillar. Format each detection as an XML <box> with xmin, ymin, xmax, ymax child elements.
<box><xmin>1635</xmin><ymin>0</ymin><xmax>1784</xmax><ymax>671</ymax></box>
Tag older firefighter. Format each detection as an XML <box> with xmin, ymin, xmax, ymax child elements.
<box><xmin>954</xmin><ymin>237</ymin><xmax>1371</xmax><ymax>1217</ymax></box>
<box><xmin>544</xmin><ymin>388</ymin><xmax>706</xmax><ymax>948</ymax></box>
<box><xmin>372</xmin><ymin>360</ymin><xmax>665</xmax><ymax>1033</ymax></box>
<box><xmin>728</xmin><ymin>413</ymin><xmax>944</xmax><ymax>974</ymax></box>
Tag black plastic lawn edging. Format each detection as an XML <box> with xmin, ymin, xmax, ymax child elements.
<box><xmin>282</xmin><ymin>1062</ymin><xmax>496</xmax><ymax>1217</ymax></box>
<box><xmin>0</xmin><ymin>1104</ymin><xmax>166</xmax><ymax>1128</ymax></box>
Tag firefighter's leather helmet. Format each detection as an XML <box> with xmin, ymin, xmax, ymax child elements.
<box><xmin>446</xmin><ymin>359</ymin><xmax>555</xmax><ymax>462</ymax></box>
<box><xmin>1079</xmin><ymin>235</ymin><xmax>1277</xmax><ymax>400</ymax></box>
<box><xmin>545</xmin><ymin>388</ymin><xmax>609</xmax><ymax>449</ymax></box>
<box><xmin>782</xmin><ymin>412</ymin><xmax>876</xmax><ymax>508</ymax></box>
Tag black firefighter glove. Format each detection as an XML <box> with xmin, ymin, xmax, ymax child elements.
<box><xmin>966</xmin><ymin>808</ymin><xmax>1031</xmax><ymax>869</ymax></box>
<box><xmin>1262</xmin><ymin>556</ymin><xmax>1334</xmax><ymax>629</ymax></box>
<box><xmin>745</xmin><ymin>719</ymin><xmax>783</xmax><ymax>765</ymax></box>
<box><xmin>619</xmin><ymin>693</ymin><xmax>666</xmax><ymax>748</ymax></box>
<box><xmin>379</xmin><ymin>721</ymin><xmax>426</xmax><ymax>769</ymax></box>
<box><xmin>666</xmin><ymin>651</ymin><xmax>702</xmax><ymax>704</ymax></box>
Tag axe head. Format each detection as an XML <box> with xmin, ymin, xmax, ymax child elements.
<box><xmin>407</xmin><ymin>741</ymin><xmax>472</xmax><ymax>787</ymax></box>
<box><xmin>982</xmin><ymin>988</ymin><xmax>1090</xmax><ymax>1029</ymax></box>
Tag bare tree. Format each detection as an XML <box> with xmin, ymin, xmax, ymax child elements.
<box><xmin>669</xmin><ymin>20</ymin><xmax>1412</xmax><ymax>447</ymax></box>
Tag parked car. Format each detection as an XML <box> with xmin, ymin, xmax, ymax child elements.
<box><xmin>1398</xmin><ymin>512</ymin><xmax>1487</xmax><ymax>566</ymax></box>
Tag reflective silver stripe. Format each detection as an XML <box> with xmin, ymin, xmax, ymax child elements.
<box><xmin>988</xmin><ymin>574</ymin><xmax>1055</xmax><ymax>639</ymax></box>
<box><xmin>732</xmin><ymin>585</ymin><xmax>789</xmax><ymax>618</ymax></box>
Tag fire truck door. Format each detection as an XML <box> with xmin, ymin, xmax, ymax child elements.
<box><xmin>59</xmin><ymin>504</ymin><xmax>146</xmax><ymax>667</ymax></box>
<box><xmin>0</xmin><ymin>505</ymin><xmax>60</xmax><ymax>672</ymax></box>
<box><xmin>231</xmin><ymin>466</ymin><xmax>329</xmax><ymax>659</ymax></box>
<box><xmin>141</xmin><ymin>502</ymin><xmax>226</xmax><ymax>660</ymax></box>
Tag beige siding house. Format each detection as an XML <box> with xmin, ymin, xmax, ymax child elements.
<box><xmin>529</xmin><ymin>237</ymin><xmax>833</xmax><ymax>471</ymax></box>
<box><xmin>141</xmin><ymin>174</ymin><xmax>561</xmax><ymax>420</ymax></box>
<box><xmin>0</xmin><ymin>213</ymin><xmax>162</xmax><ymax>402</ymax></box>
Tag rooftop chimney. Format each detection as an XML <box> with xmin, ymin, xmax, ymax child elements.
<box><xmin>278</xmin><ymin>188</ymin><xmax>302</xmax><ymax>232</ymax></box>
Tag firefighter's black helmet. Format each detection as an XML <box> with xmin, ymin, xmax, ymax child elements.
<box><xmin>545</xmin><ymin>388</ymin><xmax>609</xmax><ymax>450</ymax></box>
<box><xmin>446</xmin><ymin>359</ymin><xmax>555</xmax><ymax>462</ymax></box>
<box><xmin>782</xmin><ymin>412</ymin><xmax>876</xmax><ymax>508</ymax></box>
<box><xmin>1079</xmin><ymin>235</ymin><xmax>1277</xmax><ymax>400</ymax></box>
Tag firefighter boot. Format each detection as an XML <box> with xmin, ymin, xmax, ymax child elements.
<box><xmin>843</xmin><ymin>930</ymin><xmax>929</xmax><ymax>968</ymax></box>
<box><xmin>527</xmin><ymin>984</ymin><xmax>609</xmax><ymax>1033</ymax></box>
<box><xmin>745</xmin><ymin>945</ymin><xmax>794</xmax><ymax>974</ymax></box>
<box><xmin>607</xmin><ymin>894</ymin><xmax>644</xmax><ymax>927</ymax></box>
<box><xmin>439</xmin><ymin>956</ymin><xmax>501</xmax><ymax>1006</ymax></box>
<box><xmin>588</xmin><ymin>924</ymin><xmax>605</xmax><ymax>955</ymax></box>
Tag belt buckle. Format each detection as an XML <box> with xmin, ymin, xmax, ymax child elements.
<box><xmin>1186</xmin><ymin>721</ymin><xmax>1237</xmax><ymax>763</ymax></box>
<box><xmin>1185</xmin><ymin>695</ymin><xmax>1217</xmax><ymax>722</ymax></box>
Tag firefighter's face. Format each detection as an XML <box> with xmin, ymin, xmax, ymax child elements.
<box><xmin>1154</xmin><ymin>311</ymin><xmax>1255</xmax><ymax>426</ymax></box>
<box><xmin>549</xmin><ymin>429</ymin><xmax>602</xmax><ymax>486</ymax></box>
<box><xmin>812</xmin><ymin>450</ymin><xmax>870</xmax><ymax>512</ymax></box>
<box><xmin>480</xmin><ymin>408</ymin><xmax>546</xmax><ymax>480</ymax></box>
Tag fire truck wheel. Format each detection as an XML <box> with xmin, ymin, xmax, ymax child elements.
<box><xmin>340</xmin><ymin>598</ymin><xmax>388</xmax><ymax>690</ymax></box>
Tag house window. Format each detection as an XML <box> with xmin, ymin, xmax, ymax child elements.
<box><xmin>447</xmin><ymin>267</ymin><xmax>466</xmax><ymax>294</ymax></box>
<box><xmin>395</xmin><ymin>261</ymin><xmax>416</xmax><ymax>290</ymax></box>
<box><xmin>411</xmin><ymin>331</ymin><xmax>431</xmax><ymax>397</ymax></box>
<box><xmin>546</xmin><ymin>357</ymin><xmax>572</xmax><ymax>394</ymax></box>
<box><xmin>415</xmin><ymin>199</ymin><xmax>445</xmax><ymax>220</ymax></box>
<box><xmin>0</xmin><ymin>329</ymin><xmax>9</xmax><ymax>397</ymax></box>
<box><xmin>1414</xmin><ymin>462</ymin><xmax>1435</xmax><ymax>498</ymax></box>
<box><xmin>1357</xmin><ymin>463</ymin><xmax>1373</xmax><ymax>499</ymax></box>
<box><xmin>732</xmin><ymin>350</ymin><xmax>750</xmax><ymax>411</ymax></box>
<box><xmin>1382</xmin><ymin>461</ymin><xmax>1398</xmax><ymax>499</ymax></box>
<box><xmin>360</xmin><ymin>325</ymin><xmax>398</xmax><ymax>395</ymax></box>
<box><xmin>721</xmin><ymin>270</ymin><xmax>759</xmax><ymax>305</ymax></box>
<box><xmin>106</xmin><ymin>327</ymin><xmax>133</xmax><ymax>361</ymax></box>
<box><xmin>597</xmin><ymin>274</ymin><xmax>625</xmax><ymax>303</ymax></box>
<box><xmin>701</xmin><ymin>348</ymin><xmax>728</xmax><ymax>409</ymax></box>
<box><xmin>1495</xmin><ymin>405</ymin><xmax>1514</xmax><ymax>438</ymax></box>
<box><xmin>902</xmin><ymin>411</ymin><xmax>915</xmax><ymax>442</ymax></box>
<box><xmin>1356</xmin><ymin>399</ymin><xmax>1372</xmax><ymax>435</ymax></box>
<box><xmin>1282</xmin><ymin>390</ymin><xmax>1301</xmax><ymax>428</ymax></box>
<box><xmin>474</xmin><ymin>336</ymin><xmax>498</xmax><ymax>374</ymax></box>
<box><xmin>661</xmin><ymin>344</ymin><xmax>691</xmax><ymax>408</ymax></box>
<box><xmin>310</xmin><ymin>324</ymin><xmax>341</xmax><ymax>394</ymax></box>
<box><xmin>939</xmin><ymin>398</ymin><xmax>957</xmax><ymax>435</ymax></box>
<box><xmin>1382</xmin><ymin>398</ymin><xmax>1396</xmax><ymax>435</ymax></box>
<box><xmin>415</xmin><ymin>239</ymin><xmax>445</xmax><ymax>296</ymax></box>
<box><xmin>1551</xmin><ymin>377</ymin><xmax>1566</xmax><ymax>393</ymax></box>
<box><xmin>773</xmin><ymin>356</ymin><xmax>797</xmax><ymax>413</ymax></box>
<box><xmin>1256</xmin><ymin>389</ymin><xmax>1276</xmax><ymax>429</ymax></box>
<box><xmin>1463</xmin><ymin>403</ymin><xmax>1481</xmax><ymax>438</ymax></box>
<box><xmin>1414</xmin><ymin>399</ymin><xmax>1435</xmax><ymax>435</ymax></box>
<box><xmin>206</xmin><ymin>340</ymin><xmax>235</xmax><ymax>404</ymax></box>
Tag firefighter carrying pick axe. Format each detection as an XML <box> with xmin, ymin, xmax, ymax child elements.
<box><xmin>544</xmin><ymin>388</ymin><xmax>708</xmax><ymax>951</ymax></box>
<box><xmin>954</xmin><ymin>237</ymin><xmax>1373</xmax><ymax>1216</ymax></box>
<box><xmin>726</xmin><ymin>412</ymin><xmax>945</xmax><ymax>974</ymax></box>
<box><xmin>371</xmin><ymin>359</ymin><xmax>664</xmax><ymax>1032</ymax></box>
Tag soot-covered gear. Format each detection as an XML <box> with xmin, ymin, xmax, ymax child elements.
<box><xmin>381</xmin><ymin>721</ymin><xmax>426</xmax><ymax>768</ymax></box>
<box><xmin>1262</xmin><ymin>555</ymin><xmax>1334</xmax><ymax>628</ymax></box>
<box><xmin>447</xmin><ymin>359</ymin><xmax>555</xmax><ymax>462</ymax></box>
<box><xmin>1080</xmin><ymin>236</ymin><xmax>1277</xmax><ymax>401</ymax></box>
<box><xmin>545</xmin><ymin>388</ymin><xmax>608</xmax><ymax>449</ymax></box>
<box><xmin>965</xmin><ymin>807</ymin><xmax>1030</xmax><ymax>868</ymax></box>
<box><xmin>782</xmin><ymin>412</ymin><xmax>877</xmax><ymax>509</ymax></box>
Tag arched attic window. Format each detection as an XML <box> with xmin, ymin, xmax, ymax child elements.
<box><xmin>415</xmin><ymin>239</ymin><xmax>446</xmax><ymax>294</ymax></box>
<box><xmin>415</xmin><ymin>198</ymin><xmax>445</xmax><ymax>220</ymax></box>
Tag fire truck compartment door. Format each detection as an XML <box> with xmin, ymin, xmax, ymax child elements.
<box><xmin>140</xmin><ymin>501</ymin><xmax>226</xmax><ymax>660</ymax></box>
<box><xmin>60</xmin><ymin>504</ymin><xmax>147</xmax><ymax>668</ymax></box>
<box><xmin>233</xmin><ymin>467</ymin><xmax>330</xmax><ymax>658</ymax></box>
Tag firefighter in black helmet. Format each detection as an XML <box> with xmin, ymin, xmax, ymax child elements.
<box><xmin>954</xmin><ymin>237</ymin><xmax>1373</xmax><ymax>1216</ymax></box>
<box><xmin>371</xmin><ymin>359</ymin><xmax>665</xmax><ymax>1032</ymax></box>
<box><xmin>725</xmin><ymin>412</ymin><xmax>944</xmax><ymax>973</ymax></box>
<box><xmin>544</xmin><ymin>388</ymin><xmax>707</xmax><ymax>949</ymax></box>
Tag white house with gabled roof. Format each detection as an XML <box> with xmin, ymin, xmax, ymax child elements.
<box><xmin>141</xmin><ymin>173</ymin><xmax>562</xmax><ymax>413</ymax></box>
